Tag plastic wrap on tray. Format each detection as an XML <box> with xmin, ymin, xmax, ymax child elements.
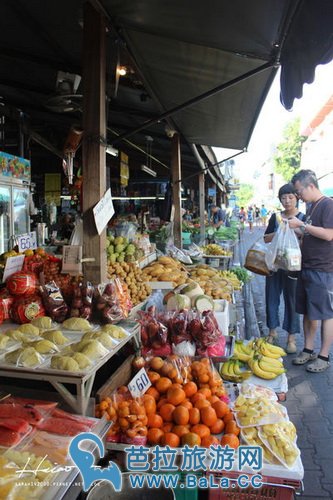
<box><xmin>238</xmin><ymin>382</ymin><xmax>278</xmax><ymax>401</ymax></box>
<box><xmin>258</xmin><ymin>423</ymin><xmax>300</xmax><ymax>468</ymax></box>
<box><xmin>4</xmin><ymin>346</ymin><xmax>45</xmax><ymax>368</ymax></box>
<box><xmin>20</xmin><ymin>430</ymin><xmax>72</xmax><ymax>464</ymax></box>
<box><xmin>233</xmin><ymin>394</ymin><xmax>288</xmax><ymax>427</ymax></box>
<box><xmin>241</xmin><ymin>426</ymin><xmax>281</xmax><ymax>465</ymax></box>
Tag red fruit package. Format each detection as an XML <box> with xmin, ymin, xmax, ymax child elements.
<box><xmin>69</xmin><ymin>281</ymin><xmax>94</xmax><ymax>320</ymax></box>
<box><xmin>10</xmin><ymin>295</ymin><xmax>46</xmax><ymax>324</ymax></box>
<box><xmin>40</xmin><ymin>281</ymin><xmax>69</xmax><ymax>323</ymax></box>
<box><xmin>0</xmin><ymin>289</ymin><xmax>15</xmax><ymax>320</ymax></box>
<box><xmin>6</xmin><ymin>271</ymin><xmax>38</xmax><ymax>296</ymax></box>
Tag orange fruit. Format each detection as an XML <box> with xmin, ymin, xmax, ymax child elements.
<box><xmin>147</xmin><ymin>413</ymin><xmax>163</xmax><ymax>428</ymax></box>
<box><xmin>172</xmin><ymin>425</ymin><xmax>190</xmax><ymax>438</ymax></box>
<box><xmin>160</xmin><ymin>363</ymin><xmax>174</xmax><ymax>377</ymax></box>
<box><xmin>155</xmin><ymin>377</ymin><xmax>173</xmax><ymax>394</ymax></box>
<box><xmin>150</xmin><ymin>357</ymin><xmax>164</xmax><ymax>371</ymax></box>
<box><xmin>198</xmin><ymin>373</ymin><xmax>210</xmax><ymax>384</ymax></box>
<box><xmin>180</xmin><ymin>400</ymin><xmax>193</xmax><ymax>410</ymax></box>
<box><xmin>143</xmin><ymin>395</ymin><xmax>156</xmax><ymax>415</ymax></box>
<box><xmin>198</xmin><ymin>388</ymin><xmax>212</xmax><ymax>398</ymax></box>
<box><xmin>184</xmin><ymin>381</ymin><xmax>198</xmax><ymax>398</ymax></box>
<box><xmin>167</xmin><ymin>387</ymin><xmax>186</xmax><ymax>406</ymax></box>
<box><xmin>194</xmin><ymin>399</ymin><xmax>210</xmax><ymax>410</ymax></box>
<box><xmin>146</xmin><ymin>387</ymin><xmax>160</xmax><ymax>401</ymax></box>
<box><xmin>208</xmin><ymin>395</ymin><xmax>220</xmax><ymax>405</ymax></box>
<box><xmin>189</xmin><ymin>407</ymin><xmax>200</xmax><ymax>425</ymax></box>
<box><xmin>148</xmin><ymin>371</ymin><xmax>160</xmax><ymax>383</ymax></box>
<box><xmin>223</xmin><ymin>412</ymin><xmax>235</xmax><ymax>424</ymax></box>
<box><xmin>157</xmin><ymin>397</ymin><xmax>168</xmax><ymax>409</ymax></box>
<box><xmin>191</xmin><ymin>424</ymin><xmax>211</xmax><ymax>439</ymax></box>
<box><xmin>172</xmin><ymin>406</ymin><xmax>189</xmax><ymax>425</ymax></box>
<box><xmin>162</xmin><ymin>422</ymin><xmax>173</xmax><ymax>433</ymax></box>
<box><xmin>159</xmin><ymin>403</ymin><xmax>176</xmax><ymax>422</ymax></box>
<box><xmin>200</xmin><ymin>406</ymin><xmax>218</xmax><ymax>427</ymax></box>
<box><xmin>191</xmin><ymin>393</ymin><xmax>206</xmax><ymax>404</ymax></box>
<box><xmin>168</xmin><ymin>367</ymin><xmax>178</xmax><ymax>379</ymax></box>
<box><xmin>201</xmin><ymin>435</ymin><xmax>220</xmax><ymax>448</ymax></box>
<box><xmin>212</xmin><ymin>400</ymin><xmax>229</xmax><ymax>418</ymax></box>
<box><xmin>147</xmin><ymin>428</ymin><xmax>164</xmax><ymax>445</ymax></box>
<box><xmin>221</xmin><ymin>433</ymin><xmax>240</xmax><ymax>449</ymax></box>
<box><xmin>210</xmin><ymin>419</ymin><xmax>225</xmax><ymax>434</ymax></box>
<box><xmin>225</xmin><ymin>421</ymin><xmax>240</xmax><ymax>436</ymax></box>
<box><xmin>182</xmin><ymin>432</ymin><xmax>201</xmax><ymax>447</ymax></box>
<box><xmin>161</xmin><ymin>432</ymin><xmax>180</xmax><ymax>448</ymax></box>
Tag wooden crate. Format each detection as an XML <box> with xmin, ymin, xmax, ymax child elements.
<box><xmin>96</xmin><ymin>354</ymin><xmax>134</xmax><ymax>402</ymax></box>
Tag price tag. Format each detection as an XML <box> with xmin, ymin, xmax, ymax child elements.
<box><xmin>17</xmin><ymin>232</ymin><xmax>37</xmax><ymax>252</ymax></box>
<box><xmin>2</xmin><ymin>255</ymin><xmax>25</xmax><ymax>282</ymax></box>
<box><xmin>128</xmin><ymin>368</ymin><xmax>152</xmax><ymax>398</ymax></box>
<box><xmin>62</xmin><ymin>245</ymin><xmax>82</xmax><ymax>275</ymax></box>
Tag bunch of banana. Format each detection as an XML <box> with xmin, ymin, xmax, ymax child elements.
<box><xmin>218</xmin><ymin>270</ymin><xmax>242</xmax><ymax>290</ymax></box>
<box><xmin>241</xmin><ymin>427</ymin><xmax>280</xmax><ymax>464</ymax></box>
<box><xmin>233</xmin><ymin>340</ymin><xmax>255</xmax><ymax>362</ymax></box>
<box><xmin>254</xmin><ymin>337</ymin><xmax>287</xmax><ymax>358</ymax></box>
<box><xmin>248</xmin><ymin>355</ymin><xmax>286</xmax><ymax>380</ymax></box>
<box><xmin>259</xmin><ymin>424</ymin><xmax>299</xmax><ymax>467</ymax></box>
<box><xmin>220</xmin><ymin>358</ymin><xmax>252</xmax><ymax>383</ymax></box>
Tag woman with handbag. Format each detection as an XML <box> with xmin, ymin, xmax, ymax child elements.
<box><xmin>264</xmin><ymin>184</ymin><xmax>305</xmax><ymax>353</ymax></box>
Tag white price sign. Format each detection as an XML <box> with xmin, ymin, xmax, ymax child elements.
<box><xmin>128</xmin><ymin>368</ymin><xmax>152</xmax><ymax>398</ymax></box>
<box><xmin>2</xmin><ymin>255</ymin><xmax>25</xmax><ymax>282</ymax></box>
<box><xmin>17</xmin><ymin>232</ymin><xmax>37</xmax><ymax>252</ymax></box>
<box><xmin>93</xmin><ymin>188</ymin><xmax>115</xmax><ymax>235</ymax></box>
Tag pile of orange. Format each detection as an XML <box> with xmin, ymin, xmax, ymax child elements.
<box><xmin>96</xmin><ymin>356</ymin><xmax>240</xmax><ymax>448</ymax></box>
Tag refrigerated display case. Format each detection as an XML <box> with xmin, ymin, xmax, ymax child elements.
<box><xmin>0</xmin><ymin>151</ymin><xmax>31</xmax><ymax>253</ymax></box>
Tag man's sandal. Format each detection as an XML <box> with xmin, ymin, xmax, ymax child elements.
<box><xmin>292</xmin><ymin>350</ymin><xmax>317</xmax><ymax>365</ymax></box>
<box><xmin>306</xmin><ymin>357</ymin><xmax>330</xmax><ymax>373</ymax></box>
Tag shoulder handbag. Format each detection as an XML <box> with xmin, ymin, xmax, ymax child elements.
<box><xmin>244</xmin><ymin>238</ymin><xmax>270</xmax><ymax>276</ymax></box>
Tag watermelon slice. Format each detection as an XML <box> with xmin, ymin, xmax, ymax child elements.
<box><xmin>51</xmin><ymin>408</ymin><xmax>95</xmax><ymax>428</ymax></box>
<box><xmin>6</xmin><ymin>397</ymin><xmax>58</xmax><ymax>411</ymax></box>
<box><xmin>0</xmin><ymin>417</ymin><xmax>30</xmax><ymax>434</ymax></box>
<box><xmin>0</xmin><ymin>428</ymin><xmax>23</xmax><ymax>447</ymax></box>
<box><xmin>36</xmin><ymin>417</ymin><xmax>91</xmax><ymax>436</ymax></box>
<box><xmin>0</xmin><ymin>403</ymin><xmax>43</xmax><ymax>425</ymax></box>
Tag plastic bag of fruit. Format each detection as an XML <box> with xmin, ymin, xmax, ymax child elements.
<box><xmin>6</xmin><ymin>271</ymin><xmax>38</xmax><ymax>296</ymax></box>
<box><xmin>189</xmin><ymin>310</ymin><xmax>222</xmax><ymax>349</ymax></box>
<box><xmin>69</xmin><ymin>281</ymin><xmax>94</xmax><ymax>320</ymax></box>
<box><xmin>137</xmin><ymin>309</ymin><xmax>171</xmax><ymax>356</ymax></box>
<box><xmin>40</xmin><ymin>281</ymin><xmax>69</xmax><ymax>323</ymax></box>
<box><xmin>94</xmin><ymin>279</ymin><xmax>130</xmax><ymax>324</ymax></box>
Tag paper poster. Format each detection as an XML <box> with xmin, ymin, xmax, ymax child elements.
<box><xmin>2</xmin><ymin>255</ymin><xmax>25</xmax><ymax>282</ymax></box>
<box><xmin>93</xmin><ymin>188</ymin><xmax>115</xmax><ymax>235</ymax></box>
<box><xmin>62</xmin><ymin>245</ymin><xmax>82</xmax><ymax>275</ymax></box>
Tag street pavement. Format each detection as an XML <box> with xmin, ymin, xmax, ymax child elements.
<box><xmin>239</xmin><ymin>226</ymin><xmax>333</xmax><ymax>499</ymax></box>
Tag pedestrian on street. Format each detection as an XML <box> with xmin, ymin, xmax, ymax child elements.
<box><xmin>264</xmin><ymin>184</ymin><xmax>305</xmax><ymax>353</ymax></box>
<box><xmin>289</xmin><ymin>169</ymin><xmax>333</xmax><ymax>372</ymax></box>
<box><xmin>260</xmin><ymin>204</ymin><xmax>268</xmax><ymax>226</ymax></box>
<box><xmin>247</xmin><ymin>206</ymin><xmax>254</xmax><ymax>232</ymax></box>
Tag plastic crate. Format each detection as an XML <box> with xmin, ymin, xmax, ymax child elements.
<box><xmin>167</xmin><ymin>471</ymin><xmax>202</xmax><ymax>500</ymax></box>
<box><xmin>206</xmin><ymin>472</ymin><xmax>302</xmax><ymax>500</ymax></box>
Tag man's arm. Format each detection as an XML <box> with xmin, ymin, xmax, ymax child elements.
<box><xmin>288</xmin><ymin>217</ymin><xmax>333</xmax><ymax>241</ymax></box>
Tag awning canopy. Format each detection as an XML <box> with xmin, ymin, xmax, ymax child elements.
<box><xmin>0</xmin><ymin>0</ymin><xmax>332</xmax><ymax>178</ymax></box>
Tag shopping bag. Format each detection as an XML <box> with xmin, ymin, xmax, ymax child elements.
<box><xmin>244</xmin><ymin>238</ymin><xmax>270</xmax><ymax>276</ymax></box>
<box><xmin>266</xmin><ymin>221</ymin><xmax>301</xmax><ymax>272</ymax></box>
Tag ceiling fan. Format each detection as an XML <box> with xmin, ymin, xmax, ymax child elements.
<box><xmin>44</xmin><ymin>71</ymin><xmax>83</xmax><ymax>113</ymax></box>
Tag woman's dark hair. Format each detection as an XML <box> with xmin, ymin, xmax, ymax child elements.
<box><xmin>278</xmin><ymin>183</ymin><xmax>297</xmax><ymax>201</ymax></box>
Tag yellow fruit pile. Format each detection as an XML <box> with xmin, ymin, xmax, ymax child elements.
<box><xmin>107</xmin><ymin>261</ymin><xmax>151</xmax><ymax>305</ymax></box>
<box><xmin>141</xmin><ymin>256</ymin><xmax>188</xmax><ymax>287</ymax></box>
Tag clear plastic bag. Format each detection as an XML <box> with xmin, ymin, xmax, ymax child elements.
<box><xmin>145</xmin><ymin>289</ymin><xmax>164</xmax><ymax>312</ymax></box>
<box><xmin>266</xmin><ymin>221</ymin><xmax>301</xmax><ymax>272</ymax></box>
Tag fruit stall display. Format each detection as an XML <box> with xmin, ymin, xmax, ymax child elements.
<box><xmin>106</xmin><ymin>261</ymin><xmax>151</xmax><ymax>306</ymax></box>
<box><xmin>0</xmin><ymin>395</ymin><xmax>106</xmax><ymax>499</ymax></box>
<box><xmin>141</xmin><ymin>255</ymin><xmax>188</xmax><ymax>287</ymax></box>
<box><xmin>201</xmin><ymin>243</ymin><xmax>233</xmax><ymax>256</ymax></box>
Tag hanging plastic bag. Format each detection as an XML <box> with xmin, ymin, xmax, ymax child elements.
<box><xmin>266</xmin><ymin>221</ymin><xmax>301</xmax><ymax>272</ymax></box>
<box><xmin>244</xmin><ymin>238</ymin><xmax>270</xmax><ymax>276</ymax></box>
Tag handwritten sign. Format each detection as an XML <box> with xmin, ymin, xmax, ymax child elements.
<box><xmin>62</xmin><ymin>245</ymin><xmax>82</xmax><ymax>275</ymax></box>
<box><xmin>93</xmin><ymin>188</ymin><xmax>115</xmax><ymax>235</ymax></box>
<box><xmin>2</xmin><ymin>255</ymin><xmax>25</xmax><ymax>282</ymax></box>
<box><xmin>17</xmin><ymin>232</ymin><xmax>37</xmax><ymax>253</ymax></box>
<box><xmin>128</xmin><ymin>368</ymin><xmax>151</xmax><ymax>398</ymax></box>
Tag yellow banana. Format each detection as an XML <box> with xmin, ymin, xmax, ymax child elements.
<box><xmin>259</xmin><ymin>355</ymin><xmax>285</xmax><ymax>369</ymax></box>
<box><xmin>234</xmin><ymin>341</ymin><xmax>253</xmax><ymax>361</ymax></box>
<box><xmin>258</xmin><ymin>359</ymin><xmax>285</xmax><ymax>375</ymax></box>
<box><xmin>251</xmin><ymin>358</ymin><xmax>280</xmax><ymax>380</ymax></box>
<box><xmin>221</xmin><ymin>360</ymin><xmax>232</xmax><ymax>377</ymax></box>
<box><xmin>260</xmin><ymin>343</ymin><xmax>286</xmax><ymax>359</ymax></box>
